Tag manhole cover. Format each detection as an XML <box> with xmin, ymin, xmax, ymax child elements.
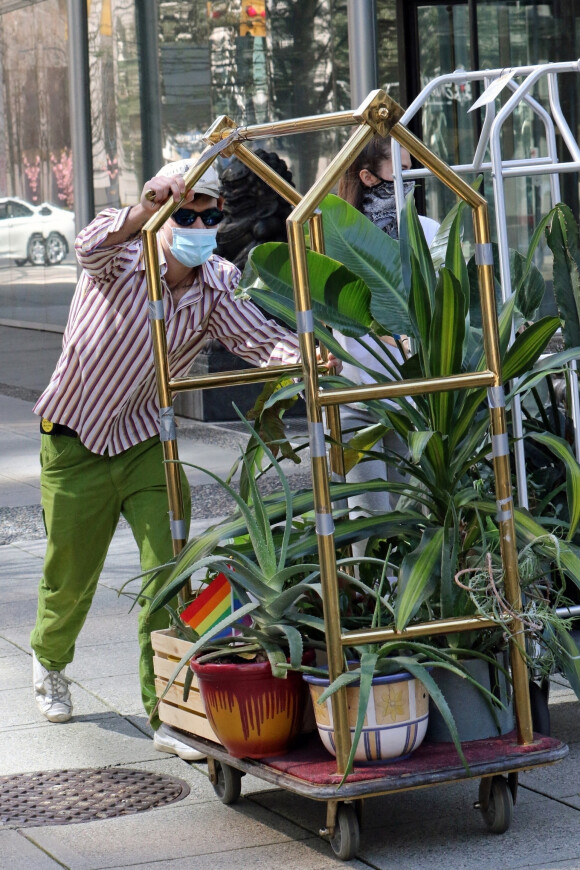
<box><xmin>0</xmin><ymin>768</ymin><xmax>190</xmax><ymax>827</ymax></box>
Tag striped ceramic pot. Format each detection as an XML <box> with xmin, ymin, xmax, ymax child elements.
<box><xmin>303</xmin><ymin>670</ymin><xmax>429</xmax><ymax>763</ymax></box>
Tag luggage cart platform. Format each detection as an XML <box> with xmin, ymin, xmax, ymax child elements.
<box><xmin>166</xmin><ymin>724</ymin><xmax>567</xmax><ymax>799</ymax></box>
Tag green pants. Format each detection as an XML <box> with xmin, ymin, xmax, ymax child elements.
<box><xmin>30</xmin><ymin>433</ymin><xmax>191</xmax><ymax>728</ymax></box>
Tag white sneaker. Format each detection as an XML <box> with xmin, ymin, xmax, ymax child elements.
<box><xmin>32</xmin><ymin>652</ymin><xmax>72</xmax><ymax>723</ymax></box>
<box><xmin>153</xmin><ymin>723</ymin><xmax>206</xmax><ymax>761</ymax></box>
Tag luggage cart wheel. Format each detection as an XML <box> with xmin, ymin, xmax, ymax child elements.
<box><xmin>330</xmin><ymin>803</ymin><xmax>361</xmax><ymax>860</ymax></box>
<box><xmin>212</xmin><ymin>761</ymin><xmax>242</xmax><ymax>805</ymax></box>
<box><xmin>479</xmin><ymin>776</ymin><xmax>513</xmax><ymax>834</ymax></box>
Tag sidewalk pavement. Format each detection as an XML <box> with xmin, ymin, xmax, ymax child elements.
<box><xmin>1</xmin><ymin>389</ymin><xmax>580</xmax><ymax>870</ymax></box>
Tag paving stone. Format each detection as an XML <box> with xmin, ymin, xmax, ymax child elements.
<box><xmin>0</xmin><ymin>653</ymin><xmax>35</xmax><ymax>690</ymax></box>
<box><xmin>253</xmin><ymin>779</ymin><xmax>580</xmax><ymax>870</ymax></box>
<box><xmin>103</xmin><ymin>839</ymin><xmax>369</xmax><ymax>870</ymax></box>
<box><xmin>0</xmin><ymin>715</ymin><xmax>159</xmax><ymax>776</ymax></box>
<box><xmin>24</xmin><ymin>799</ymin><xmax>310</xmax><ymax>869</ymax></box>
<box><xmin>0</xmin><ymin>829</ymin><xmax>62</xmax><ymax>869</ymax></box>
<box><xmin>520</xmin><ymin>740</ymin><xmax>580</xmax><ymax>804</ymax></box>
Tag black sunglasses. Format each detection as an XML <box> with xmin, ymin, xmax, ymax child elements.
<box><xmin>172</xmin><ymin>207</ymin><xmax>224</xmax><ymax>228</ymax></box>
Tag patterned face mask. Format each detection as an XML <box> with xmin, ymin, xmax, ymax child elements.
<box><xmin>370</xmin><ymin>177</ymin><xmax>415</xmax><ymax>197</ymax></box>
<box><xmin>361</xmin><ymin>178</ymin><xmax>416</xmax><ymax>239</ymax></box>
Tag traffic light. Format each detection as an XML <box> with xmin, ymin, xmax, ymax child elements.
<box><xmin>240</xmin><ymin>1</ymin><xmax>266</xmax><ymax>37</ymax></box>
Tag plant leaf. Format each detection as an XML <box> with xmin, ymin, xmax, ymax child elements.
<box><xmin>395</xmin><ymin>528</ymin><xmax>444</xmax><ymax>630</ymax></box>
<box><xmin>429</xmin><ymin>194</ymin><xmax>470</xmax><ymax>273</ymax></box>
<box><xmin>445</xmin><ymin>212</ymin><xmax>470</xmax><ymax>318</ymax></box>
<box><xmin>546</xmin><ymin>203</ymin><xmax>580</xmax><ymax>349</ymax></box>
<box><xmin>429</xmin><ymin>267</ymin><xmax>465</xmax><ymax>432</ymax></box>
<box><xmin>342</xmin><ymin>422</ymin><xmax>391</xmax><ymax>474</ymax></box>
<box><xmin>400</xmin><ymin>658</ymin><xmax>468</xmax><ymax>769</ymax></box>
<box><xmin>529</xmin><ymin>432</ymin><xmax>580</xmax><ymax>538</ymax></box>
<box><xmin>243</xmin><ymin>242</ymin><xmax>374</xmax><ymax>336</ymax></box>
<box><xmin>319</xmin><ymin>194</ymin><xmax>408</xmax><ymax>333</ymax></box>
<box><xmin>341</xmin><ymin>652</ymin><xmax>378</xmax><ymax>782</ymax></box>
<box><xmin>408</xmin><ymin>250</ymin><xmax>432</xmax><ymax>359</ymax></box>
<box><xmin>400</xmin><ymin>192</ymin><xmax>436</xmax><ymax>306</ymax></box>
<box><xmin>502</xmin><ymin>317</ymin><xmax>560</xmax><ymax>382</ymax></box>
<box><xmin>549</xmin><ymin>623</ymin><xmax>580</xmax><ymax>698</ymax></box>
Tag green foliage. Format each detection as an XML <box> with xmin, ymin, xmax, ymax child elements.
<box><xmin>241</xmin><ymin>240</ymin><xmax>373</xmax><ymax>337</ymax></box>
<box><xmin>454</xmin><ymin>551</ymin><xmax>580</xmax><ymax>694</ymax></box>
<box><xmin>312</xmin><ymin>195</ymin><xmax>407</xmax><ymax>333</ymax></box>
<box><xmin>148</xmin><ymin>194</ymin><xmax>580</xmax><ymax>763</ymax></box>
<box><xmin>240</xmin><ymin>193</ymin><xmax>580</xmax><ymax>686</ymax></box>
<box><xmin>149</xmin><ymin>410</ymin><xmax>327</xmax><ymax>677</ymax></box>
<box><xmin>546</xmin><ymin>203</ymin><xmax>580</xmax><ymax>349</ymax></box>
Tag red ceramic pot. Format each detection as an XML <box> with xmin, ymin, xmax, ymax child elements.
<box><xmin>191</xmin><ymin>653</ymin><xmax>313</xmax><ymax>759</ymax></box>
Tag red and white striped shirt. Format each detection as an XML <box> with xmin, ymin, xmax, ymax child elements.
<box><xmin>34</xmin><ymin>206</ymin><xmax>300</xmax><ymax>455</ymax></box>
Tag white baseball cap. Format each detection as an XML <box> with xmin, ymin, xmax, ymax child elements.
<box><xmin>156</xmin><ymin>160</ymin><xmax>220</xmax><ymax>198</ymax></box>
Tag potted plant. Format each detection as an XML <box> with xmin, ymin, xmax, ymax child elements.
<box><xmin>147</xmin><ymin>413</ymin><xmax>330</xmax><ymax>759</ymax></box>
<box><xmin>427</xmin><ymin>547</ymin><xmax>580</xmax><ymax>741</ymax></box>
<box><xmin>300</xmin><ymin>556</ymin><xmax>498</xmax><ymax>777</ymax></box>
<box><xmin>239</xmin><ymin>191</ymin><xmax>580</xmax><ymax>741</ymax></box>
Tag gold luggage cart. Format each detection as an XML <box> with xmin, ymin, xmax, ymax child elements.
<box><xmin>143</xmin><ymin>92</ymin><xmax>568</xmax><ymax>861</ymax></box>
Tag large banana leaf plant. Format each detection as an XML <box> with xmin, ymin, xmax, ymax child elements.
<box><xmin>238</xmin><ymin>192</ymin><xmax>580</xmax><ymax>694</ymax></box>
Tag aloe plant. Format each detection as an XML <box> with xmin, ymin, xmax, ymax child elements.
<box><xmin>303</xmin><ymin>561</ymin><xmax>510</xmax><ymax>781</ymax></box>
<box><xmin>147</xmin><ymin>410</ymin><xmax>331</xmax><ymax>680</ymax></box>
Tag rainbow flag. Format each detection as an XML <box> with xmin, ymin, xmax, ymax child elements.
<box><xmin>180</xmin><ymin>573</ymin><xmax>243</xmax><ymax>639</ymax></box>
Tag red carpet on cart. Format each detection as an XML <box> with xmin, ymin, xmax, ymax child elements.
<box><xmin>263</xmin><ymin>732</ymin><xmax>562</xmax><ymax>784</ymax></box>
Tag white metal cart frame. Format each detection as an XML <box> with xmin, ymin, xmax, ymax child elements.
<box><xmin>390</xmin><ymin>60</ymin><xmax>580</xmax><ymax>516</ymax></box>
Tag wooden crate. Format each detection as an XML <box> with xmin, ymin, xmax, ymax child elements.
<box><xmin>151</xmin><ymin>628</ymin><xmax>222</xmax><ymax>744</ymax></box>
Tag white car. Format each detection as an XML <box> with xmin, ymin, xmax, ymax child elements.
<box><xmin>0</xmin><ymin>197</ymin><xmax>76</xmax><ymax>266</ymax></box>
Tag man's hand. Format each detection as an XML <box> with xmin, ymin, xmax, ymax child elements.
<box><xmin>98</xmin><ymin>173</ymin><xmax>197</xmax><ymax>249</ymax></box>
<box><xmin>140</xmin><ymin>174</ymin><xmax>195</xmax><ymax>213</ymax></box>
<box><xmin>315</xmin><ymin>349</ymin><xmax>342</xmax><ymax>374</ymax></box>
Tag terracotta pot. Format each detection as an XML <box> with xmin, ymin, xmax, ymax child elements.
<box><xmin>303</xmin><ymin>670</ymin><xmax>429</xmax><ymax>763</ymax></box>
<box><xmin>191</xmin><ymin>656</ymin><xmax>310</xmax><ymax>759</ymax></box>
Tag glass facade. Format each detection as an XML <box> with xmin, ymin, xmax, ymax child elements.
<box><xmin>0</xmin><ymin>0</ymin><xmax>76</xmax><ymax>328</ymax></box>
<box><xmin>88</xmin><ymin>0</ymin><xmax>141</xmax><ymax>211</ymax></box>
<box><xmin>158</xmin><ymin>1</ymin><xmax>350</xmax><ymax>193</ymax></box>
<box><xmin>0</xmin><ymin>0</ymin><xmax>579</xmax><ymax>336</ymax></box>
<box><xmin>0</xmin><ymin>0</ymin><xmax>142</xmax><ymax>328</ymax></box>
<box><xmin>384</xmin><ymin>0</ymin><xmax>580</xmax><ymax>278</ymax></box>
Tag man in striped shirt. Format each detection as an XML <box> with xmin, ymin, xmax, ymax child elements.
<box><xmin>30</xmin><ymin>161</ymin><xmax>336</xmax><ymax>760</ymax></box>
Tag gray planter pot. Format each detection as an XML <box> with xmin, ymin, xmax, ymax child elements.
<box><xmin>426</xmin><ymin>652</ymin><xmax>514</xmax><ymax>742</ymax></box>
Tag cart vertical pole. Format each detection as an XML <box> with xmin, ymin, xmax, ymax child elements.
<box><xmin>473</xmin><ymin>202</ymin><xmax>534</xmax><ymax>745</ymax></box>
<box><xmin>286</xmin><ymin>121</ymin><xmax>377</xmax><ymax>774</ymax></box>
<box><xmin>142</xmin><ymin>152</ymin><xmax>222</xmax><ymax>578</ymax></box>
<box><xmin>142</xmin><ymin>231</ymin><xmax>187</xmax><ymax>556</ymax></box>
<box><xmin>309</xmin><ymin>212</ymin><xmax>347</xmax><ymax>482</ymax></box>
<box><xmin>286</xmin><ymin>216</ymin><xmax>351</xmax><ymax>774</ymax></box>
<box><xmin>390</xmin><ymin>121</ymin><xmax>534</xmax><ymax>746</ymax></box>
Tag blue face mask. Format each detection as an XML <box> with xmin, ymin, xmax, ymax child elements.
<box><xmin>169</xmin><ymin>227</ymin><xmax>217</xmax><ymax>267</ymax></box>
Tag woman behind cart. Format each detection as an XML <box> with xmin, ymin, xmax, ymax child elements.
<box><xmin>335</xmin><ymin>135</ymin><xmax>439</xmax><ymax>558</ymax></box>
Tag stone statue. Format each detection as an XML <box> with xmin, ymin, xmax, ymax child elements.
<box><xmin>215</xmin><ymin>148</ymin><xmax>294</xmax><ymax>269</ymax></box>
